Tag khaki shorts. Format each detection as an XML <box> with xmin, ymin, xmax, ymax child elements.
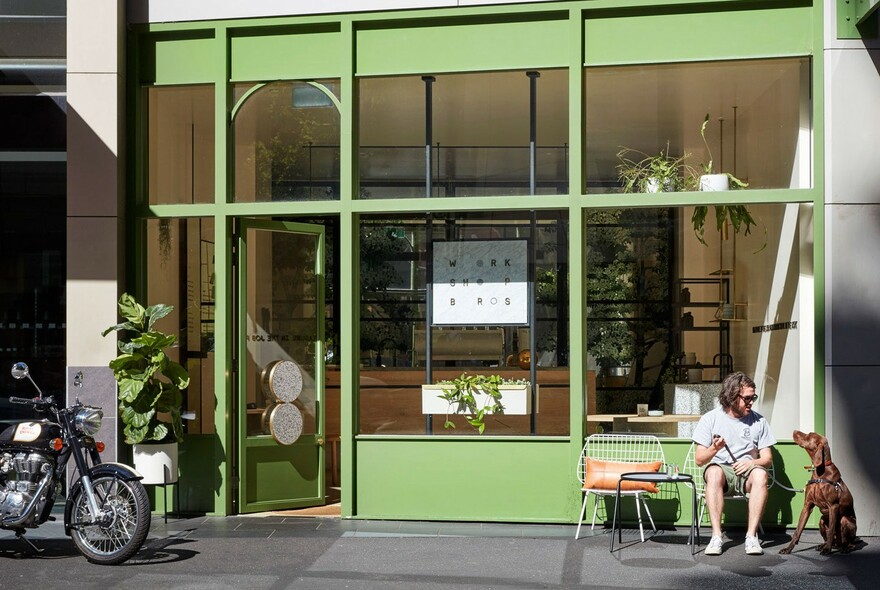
<box><xmin>703</xmin><ymin>463</ymin><xmax>768</xmax><ymax>497</ymax></box>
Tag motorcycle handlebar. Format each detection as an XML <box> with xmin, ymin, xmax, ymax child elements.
<box><xmin>9</xmin><ymin>396</ymin><xmax>37</xmax><ymax>405</ymax></box>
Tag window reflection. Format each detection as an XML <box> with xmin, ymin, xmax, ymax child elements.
<box><xmin>146</xmin><ymin>218</ymin><xmax>215</xmax><ymax>435</ymax></box>
<box><xmin>358</xmin><ymin>212</ymin><xmax>570</xmax><ymax>436</ymax></box>
<box><xmin>233</xmin><ymin>80</ymin><xmax>341</xmax><ymax>202</ymax></box>
<box><xmin>585</xmin><ymin>58</ymin><xmax>811</xmax><ymax>193</ymax></box>
<box><xmin>147</xmin><ymin>86</ymin><xmax>215</xmax><ymax>205</ymax></box>
<box><xmin>359</xmin><ymin>69</ymin><xmax>569</xmax><ymax>199</ymax></box>
<box><xmin>587</xmin><ymin>204</ymin><xmax>812</xmax><ymax>438</ymax></box>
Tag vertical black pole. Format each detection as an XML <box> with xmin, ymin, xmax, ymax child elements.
<box><xmin>527</xmin><ymin>71</ymin><xmax>540</xmax><ymax>197</ymax></box>
<box><xmin>423</xmin><ymin>76</ymin><xmax>435</xmax><ymax>433</ymax></box>
<box><xmin>527</xmin><ymin>71</ymin><xmax>540</xmax><ymax>434</ymax></box>
<box><xmin>423</xmin><ymin>76</ymin><xmax>435</xmax><ymax>199</ymax></box>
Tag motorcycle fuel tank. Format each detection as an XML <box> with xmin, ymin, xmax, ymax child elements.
<box><xmin>0</xmin><ymin>421</ymin><xmax>63</xmax><ymax>453</ymax></box>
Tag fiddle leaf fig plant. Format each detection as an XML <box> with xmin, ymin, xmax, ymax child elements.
<box><xmin>436</xmin><ymin>373</ymin><xmax>524</xmax><ymax>434</ymax></box>
<box><xmin>102</xmin><ymin>293</ymin><xmax>190</xmax><ymax>445</ymax></box>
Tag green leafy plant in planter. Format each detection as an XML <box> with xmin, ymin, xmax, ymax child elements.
<box><xmin>102</xmin><ymin>293</ymin><xmax>190</xmax><ymax>444</ymax></box>
<box><xmin>690</xmin><ymin>114</ymin><xmax>762</xmax><ymax>249</ymax></box>
<box><xmin>616</xmin><ymin>144</ymin><xmax>695</xmax><ymax>193</ymax></box>
<box><xmin>436</xmin><ymin>373</ymin><xmax>530</xmax><ymax>434</ymax></box>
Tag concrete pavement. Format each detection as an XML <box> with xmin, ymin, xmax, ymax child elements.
<box><xmin>0</xmin><ymin>513</ymin><xmax>874</xmax><ymax>589</ymax></box>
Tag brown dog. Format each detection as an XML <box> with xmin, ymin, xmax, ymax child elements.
<box><xmin>779</xmin><ymin>431</ymin><xmax>857</xmax><ymax>555</ymax></box>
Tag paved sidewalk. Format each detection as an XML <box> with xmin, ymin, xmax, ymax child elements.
<box><xmin>0</xmin><ymin>514</ymin><xmax>874</xmax><ymax>589</ymax></box>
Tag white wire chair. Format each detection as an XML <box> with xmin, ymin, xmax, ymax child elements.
<box><xmin>682</xmin><ymin>441</ymin><xmax>775</xmax><ymax>535</ymax></box>
<box><xmin>575</xmin><ymin>433</ymin><xmax>666</xmax><ymax>541</ymax></box>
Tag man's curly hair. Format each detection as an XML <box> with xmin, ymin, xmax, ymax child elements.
<box><xmin>718</xmin><ymin>371</ymin><xmax>756</xmax><ymax>410</ymax></box>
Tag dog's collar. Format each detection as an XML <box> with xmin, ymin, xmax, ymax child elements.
<box><xmin>803</xmin><ymin>460</ymin><xmax>834</xmax><ymax>471</ymax></box>
<box><xmin>807</xmin><ymin>478</ymin><xmax>842</xmax><ymax>489</ymax></box>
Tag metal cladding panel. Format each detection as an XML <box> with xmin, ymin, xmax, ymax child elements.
<box><xmin>231</xmin><ymin>30</ymin><xmax>343</xmax><ymax>81</ymax></box>
<box><xmin>356</xmin><ymin>17</ymin><xmax>569</xmax><ymax>76</ymax></box>
<box><xmin>141</xmin><ymin>35</ymin><xmax>216</xmax><ymax>85</ymax></box>
<box><xmin>585</xmin><ymin>5</ymin><xmax>813</xmax><ymax>66</ymax></box>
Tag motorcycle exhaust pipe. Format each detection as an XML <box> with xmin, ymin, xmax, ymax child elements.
<box><xmin>2</xmin><ymin>464</ymin><xmax>53</xmax><ymax>528</ymax></box>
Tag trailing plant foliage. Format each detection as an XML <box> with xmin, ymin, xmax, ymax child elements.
<box><xmin>436</xmin><ymin>373</ymin><xmax>529</xmax><ymax>434</ymax></box>
<box><xmin>616</xmin><ymin>146</ymin><xmax>695</xmax><ymax>193</ymax></box>
<box><xmin>691</xmin><ymin>114</ymin><xmax>764</xmax><ymax>250</ymax></box>
<box><xmin>102</xmin><ymin>293</ymin><xmax>190</xmax><ymax>445</ymax></box>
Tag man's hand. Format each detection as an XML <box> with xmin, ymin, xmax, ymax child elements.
<box><xmin>711</xmin><ymin>434</ymin><xmax>727</xmax><ymax>455</ymax></box>
<box><xmin>731</xmin><ymin>457</ymin><xmax>753</xmax><ymax>475</ymax></box>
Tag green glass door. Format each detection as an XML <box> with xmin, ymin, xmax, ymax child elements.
<box><xmin>237</xmin><ymin>219</ymin><xmax>325</xmax><ymax>513</ymax></box>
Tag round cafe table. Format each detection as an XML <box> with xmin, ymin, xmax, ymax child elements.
<box><xmin>609</xmin><ymin>471</ymin><xmax>700</xmax><ymax>554</ymax></box>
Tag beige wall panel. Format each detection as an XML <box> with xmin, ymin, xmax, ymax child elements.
<box><xmin>827</xmin><ymin>366</ymin><xmax>880</xmax><ymax>536</ymax></box>
<box><xmin>826</xmin><ymin>49</ymin><xmax>880</xmax><ymax>204</ymax></box>
<box><xmin>67</xmin><ymin>73</ymin><xmax>123</xmax><ymax>217</ymax></box>
<box><xmin>67</xmin><ymin>217</ymin><xmax>121</xmax><ymax>366</ymax></box>
<box><xmin>68</xmin><ymin>0</ymin><xmax>123</xmax><ymax>74</ymax></box>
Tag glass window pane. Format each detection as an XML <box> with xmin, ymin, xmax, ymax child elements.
<box><xmin>358</xmin><ymin>211</ymin><xmax>570</xmax><ymax>436</ymax></box>
<box><xmin>146</xmin><ymin>217</ymin><xmax>216</xmax><ymax>435</ymax></box>
<box><xmin>147</xmin><ymin>85</ymin><xmax>215</xmax><ymax>205</ymax></box>
<box><xmin>586</xmin><ymin>203</ymin><xmax>812</xmax><ymax>437</ymax></box>
<box><xmin>585</xmin><ymin>58</ymin><xmax>811</xmax><ymax>193</ymax></box>
<box><xmin>0</xmin><ymin>96</ymin><xmax>65</xmax><ymax>150</ymax></box>
<box><xmin>0</xmin><ymin>1</ymin><xmax>65</xmax><ymax>59</ymax></box>
<box><xmin>359</xmin><ymin>69</ymin><xmax>569</xmax><ymax>199</ymax></box>
<box><xmin>241</xmin><ymin>229</ymin><xmax>319</xmax><ymax>437</ymax></box>
<box><xmin>233</xmin><ymin>80</ymin><xmax>341</xmax><ymax>202</ymax></box>
<box><xmin>0</xmin><ymin>161</ymin><xmax>65</xmax><ymax>420</ymax></box>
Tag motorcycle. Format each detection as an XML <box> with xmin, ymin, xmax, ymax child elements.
<box><xmin>1</xmin><ymin>362</ymin><xmax>150</xmax><ymax>564</ymax></box>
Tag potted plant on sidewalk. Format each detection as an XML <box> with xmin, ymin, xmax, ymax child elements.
<box><xmin>103</xmin><ymin>293</ymin><xmax>190</xmax><ymax>484</ymax></box>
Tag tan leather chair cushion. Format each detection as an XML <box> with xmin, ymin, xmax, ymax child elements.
<box><xmin>583</xmin><ymin>458</ymin><xmax>663</xmax><ymax>492</ymax></box>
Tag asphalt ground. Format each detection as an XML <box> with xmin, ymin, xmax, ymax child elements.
<box><xmin>0</xmin><ymin>514</ymin><xmax>874</xmax><ymax>590</ymax></box>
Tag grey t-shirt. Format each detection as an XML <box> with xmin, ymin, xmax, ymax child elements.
<box><xmin>692</xmin><ymin>407</ymin><xmax>777</xmax><ymax>464</ymax></box>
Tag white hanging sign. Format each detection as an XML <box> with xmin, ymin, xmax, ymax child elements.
<box><xmin>432</xmin><ymin>240</ymin><xmax>528</xmax><ymax>326</ymax></box>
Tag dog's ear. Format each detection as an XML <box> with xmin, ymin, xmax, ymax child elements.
<box><xmin>815</xmin><ymin>438</ymin><xmax>826</xmax><ymax>476</ymax></box>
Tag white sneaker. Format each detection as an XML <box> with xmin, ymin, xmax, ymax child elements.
<box><xmin>745</xmin><ymin>535</ymin><xmax>764</xmax><ymax>555</ymax></box>
<box><xmin>705</xmin><ymin>535</ymin><xmax>724</xmax><ymax>556</ymax></box>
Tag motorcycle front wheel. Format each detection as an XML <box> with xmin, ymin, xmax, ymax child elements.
<box><xmin>69</xmin><ymin>475</ymin><xmax>151</xmax><ymax>565</ymax></box>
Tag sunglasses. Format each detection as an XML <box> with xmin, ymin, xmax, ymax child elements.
<box><xmin>739</xmin><ymin>394</ymin><xmax>759</xmax><ymax>403</ymax></box>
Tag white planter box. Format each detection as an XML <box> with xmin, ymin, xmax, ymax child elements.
<box><xmin>133</xmin><ymin>441</ymin><xmax>179</xmax><ymax>485</ymax></box>
<box><xmin>421</xmin><ymin>383</ymin><xmax>532</xmax><ymax>415</ymax></box>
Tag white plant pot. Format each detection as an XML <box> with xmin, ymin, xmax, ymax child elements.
<box><xmin>421</xmin><ymin>384</ymin><xmax>533</xmax><ymax>415</ymax></box>
<box><xmin>133</xmin><ymin>441</ymin><xmax>179</xmax><ymax>484</ymax></box>
<box><xmin>645</xmin><ymin>177</ymin><xmax>675</xmax><ymax>193</ymax></box>
<box><xmin>699</xmin><ymin>173</ymin><xmax>729</xmax><ymax>191</ymax></box>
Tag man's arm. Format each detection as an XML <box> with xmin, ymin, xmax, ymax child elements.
<box><xmin>695</xmin><ymin>435</ymin><xmax>727</xmax><ymax>467</ymax></box>
<box><xmin>752</xmin><ymin>446</ymin><xmax>773</xmax><ymax>469</ymax></box>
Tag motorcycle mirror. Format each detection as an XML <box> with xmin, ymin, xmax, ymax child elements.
<box><xmin>11</xmin><ymin>361</ymin><xmax>43</xmax><ymax>398</ymax></box>
<box><xmin>11</xmin><ymin>362</ymin><xmax>29</xmax><ymax>380</ymax></box>
<box><xmin>74</xmin><ymin>371</ymin><xmax>83</xmax><ymax>388</ymax></box>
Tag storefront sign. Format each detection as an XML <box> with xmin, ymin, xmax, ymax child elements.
<box><xmin>752</xmin><ymin>321</ymin><xmax>797</xmax><ymax>333</ymax></box>
<box><xmin>432</xmin><ymin>240</ymin><xmax>528</xmax><ymax>326</ymax></box>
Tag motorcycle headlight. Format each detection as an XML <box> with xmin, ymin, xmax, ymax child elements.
<box><xmin>75</xmin><ymin>407</ymin><xmax>103</xmax><ymax>436</ymax></box>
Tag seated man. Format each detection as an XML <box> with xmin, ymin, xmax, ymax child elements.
<box><xmin>693</xmin><ymin>371</ymin><xmax>776</xmax><ymax>556</ymax></box>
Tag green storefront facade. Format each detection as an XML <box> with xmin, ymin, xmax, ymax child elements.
<box><xmin>128</xmin><ymin>0</ymin><xmax>825</xmax><ymax>526</ymax></box>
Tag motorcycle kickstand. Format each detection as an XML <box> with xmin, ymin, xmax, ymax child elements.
<box><xmin>14</xmin><ymin>529</ymin><xmax>44</xmax><ymax>554</ymax></box>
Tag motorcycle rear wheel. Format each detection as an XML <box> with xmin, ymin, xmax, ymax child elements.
<box><xmin>70</xmin><ymin>475</ymin><xmax>151</xmax><ymax>565</ymax></box>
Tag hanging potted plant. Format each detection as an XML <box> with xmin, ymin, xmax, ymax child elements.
<box><xmin>694</xmin><ymin>113</ymin><xmax>749</xmax><ymax>193</ymax></box>
<box><xmin>103</xmin><ymin>293</ymin><xmax>190</xmax><ymax>484</ymax></box>
<box><xmin>689</xmin><ymin>114</ymin><xmax>764</xmax><ymax>250</ymax></box>
<box><xmin>421</xmin><ymin>373</ymin><xmax>531</xmax><ymax>434</ymax></box>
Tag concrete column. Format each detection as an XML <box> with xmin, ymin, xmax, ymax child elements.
<box><xmin>824</xmin><ymin>1</ymin><xmax>880</xmax><ymax>535</ymax></box>
<box><xmin>66</xmin><ymin>1</ymin><xmax>126</xmax><ymax>462</ymax></box>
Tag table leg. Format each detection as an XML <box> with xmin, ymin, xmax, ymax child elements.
<box><xmin>690</xmin><ymin>483</ymin><xmax>699</xmax><ymax>554</ymax></box>
<box><xmin>610</xmin><ymin>482</ymin><xmax>622</xmax><ymax>552</ymax></box>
